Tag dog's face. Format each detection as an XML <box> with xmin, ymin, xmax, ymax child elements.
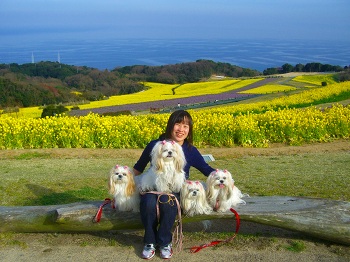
<box><xmin>157</xmin><ymin>140</ymin><xmax>179</xmax><ymax>162</ymax></box>
<box><xmin>151</xmin><ymin>140</ymin><xmax>186</xmax><ymax>172</ymax></box>
<box><xmin>181</xmin><ymin>180</ymin><xmax>211</xmax><ymax>216</ymax></box>
<box><xmin>207</xmin><ymin>169</ymin><xmax>234</xmax><ymax>189</ymax></box>
<box><xmin>108</xmin><ymin>165</ymin><xmax>135</xmax><ymax>196</ymax></box>
<box><xmin>110</xmin><ymin>165</ymin><xmax>131</xmax><ymax>184</ymax></box>
<box><xmin>182</xmin><ymin>180</ymin><xmax>206</xmax><ymax>199</ymax></box>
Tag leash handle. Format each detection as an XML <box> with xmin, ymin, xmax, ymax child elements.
<box><xmin>190</xmin><ymin>208</ymin><xmax>240</xmax><ymax>253</ymax></box>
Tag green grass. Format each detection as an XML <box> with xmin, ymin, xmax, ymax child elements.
<box><xmin>293</xmin><ymin>74</ymin><xmax>337</xmax><ymax>86</ymax></box>
<box><xmin>0</xmin><ymin>233</ymin><xmax>27</xmax><ymax>248</ymax></box>
<box><xmin>0</xmin><ymin>144</ymin><xmax>349</xmax><ymax>206</ymax></box>
<box><xmin>285</xmin><ymin>240</ymin><xmax>306</xmax><ymax>252</ymax></box>
<box><xmin>190</xmin><ymin>152</ymin><xmax>350</xmax><ymax>201</ymax></box>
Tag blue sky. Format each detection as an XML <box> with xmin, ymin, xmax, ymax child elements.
<box><xmin>1</xmin><ymin>0</ymin><xmax>349</xmax><ymax>41</ymax></box>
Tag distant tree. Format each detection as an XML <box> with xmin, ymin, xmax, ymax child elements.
<box><xmin>294</xmin><ymin>63</ymin><xmax>305</xmax><ymax>72</ymax></box>
<box><xmin>282</xmin><ymin>63</ymin><xmax>294</xmax><ymax>73</ymax></box>
<box><xmin>155</xmin><ymin>71</ymin><xmax>177</xmax><ymax>84</ymax></box>
<box><xmin>304</xmin><ymin>62</ymin><xmax>322</xmax><ymax>72</ymax></box>
<box><xmin>263</xmin><ymin>67</ymin><xmax>280</xmax><ymax>75</ymax></box>
<box><xmin>336</xmin><ymin>67</ymin><xmax>350</xmax><ymax>82</ymax></box>
<box><xmin>65</xmin><ymin>74</ymin><xmax>94</xmax><ymax>89</ymax></box>
<box><xmin>321</xmin><ymin>64</ymin><xmax>335</xmax><ymax>72</ymax></box>
<box><xmin>41</xmin><ymin>105</ymin><xmax>69</xmax><ymax>118</ymax></box>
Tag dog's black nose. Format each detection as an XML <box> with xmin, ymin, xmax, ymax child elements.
<box><xmin>192</xmin><ymin>191</ymin><xmax>197</xmax><ymax>196</ymax></box>
<box><xmin>220</xmin><ymin>180</ymin><xmax>224</xmax><ymax>184</ymax></box>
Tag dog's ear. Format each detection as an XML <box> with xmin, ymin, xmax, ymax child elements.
<box><xmin>223</xmin><ymin>169</ymin><xmax>235</xmax><ymax>184</ymax></box>
<box><xmin>150</xmin><ymin>141</ymin><xmax>163</xmax><ymax>170</ymax></box>
<box><xmin>195</xmin><ymin>181</ymin><xmax>205</xmax><ymax>190</ymax></box>
<box><xmin>125</xmin><ymin>172</ymin><xmax>137</xmax><ymax>196</ymax></box>
<box><xmin>173</xmin><ymin>142</ymin><xmax>186</xmax><ymax>171</ymax></box>
<box><xmin>108</xmin><ymin>169</ymin><xmax>116</xmax><ymax>195</ymax></box>
<box><xmin>206</xmin><ymin>174</ymin><xmax>215</xmax><ymax>198</ymax></box>
<box><xmin>208</xmin><ymin>171</ymin><xmax>216</xmax><ymax>180</ymax></box>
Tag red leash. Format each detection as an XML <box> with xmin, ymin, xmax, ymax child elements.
<box><xmin>92</xmin><ymin>198</ymin><xmax>115</xmax><ymax>223</ymax></box>
<box><xmin>190</xmin><ymin>208</ymin><xmax>240</xmax><ymax>253</ymax></box>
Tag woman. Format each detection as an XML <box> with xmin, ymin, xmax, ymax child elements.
<box><xmin>133</xmin><ymin>110</ymin><xmax>215</xmax><ymax>260</ymax></box>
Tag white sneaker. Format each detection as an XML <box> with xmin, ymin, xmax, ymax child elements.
<box><xmin>160</xmin><ymin>244</ymin><xmax>173</xmax><ymax>259</ymax></box>
<box><xmin>142</xmin><ymin>244</ymin><xmax>156</xmax><ymax>260</ymax></box>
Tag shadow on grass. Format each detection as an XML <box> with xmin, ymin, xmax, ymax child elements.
<box><xmin>24</xmin><ymin>184</ymin><xmax>145</xmax><ymax>257</ymax></box>
<box><xmin>25</xmin><ymin>184</ymin><xmax>105</xmax><ymax>205</ymax></box>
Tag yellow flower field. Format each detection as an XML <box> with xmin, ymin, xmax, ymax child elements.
<box><xmin>1</xmin><ymin>76</ymin><xmax>350</xmax><ymax>149</ymax></box>
<box><xmin>1</xmin><ymin>103</ymin><xmax>349</xmax><ymax>149</ymax></box>
<box><xmin>78</xmin><ymin>78</ymin><xmax>262</xmax><ymax>110</ymax></box>
<box><xmin>205</xmin><ymin>81</ymin><xmax>350</xmax><ymax>115</ymax></box>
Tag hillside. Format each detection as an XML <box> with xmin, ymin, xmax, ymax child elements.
<box><xmin>0</xmin><ymin>60</ymin><xmax>260</xmax><ymax>109</ymax></box>
<box><xmin>1</xmin><ymin>60</ymin><xmax>348</xmax><ymax>112</ymax></box>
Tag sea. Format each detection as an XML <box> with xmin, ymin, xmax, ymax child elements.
<box><xmin>0</xmin><ymin>38</ymin><xmax>349</xmax><ymax>72</ymax></box>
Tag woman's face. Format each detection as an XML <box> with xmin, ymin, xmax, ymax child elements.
<box><xmin>171</xmin><ymin>120</ymin><xmax>190</xmax><ymax>145</ymax></box>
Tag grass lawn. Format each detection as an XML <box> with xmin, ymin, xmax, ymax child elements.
<box><xmin>1</xmin><ymin>139</ymin><xmax>349</xmax><ymax>206</ymax></box>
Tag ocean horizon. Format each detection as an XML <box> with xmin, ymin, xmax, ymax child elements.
<box><xmin>0</xmin><ymin>38</ymin><xmax>349</xmax><ymax>72</ymax></box>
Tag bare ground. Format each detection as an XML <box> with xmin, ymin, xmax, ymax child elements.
<box><xmin>1</xmin><ymin>139</ymin><xmax>349</xmax><ymax>261</ymax></box>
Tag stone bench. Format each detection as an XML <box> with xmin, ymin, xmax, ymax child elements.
<box><xmin>0</xmin><ymin>196</ymin><xmax>349</xmax><ymax>246</ymax></box>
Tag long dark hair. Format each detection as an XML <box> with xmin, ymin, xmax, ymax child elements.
<box><xmin>161</xmin><ymin>110</ymin><xmax>193</xmax><ymax>146</ymax></box>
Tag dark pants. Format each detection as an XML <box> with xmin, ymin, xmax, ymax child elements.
<box><xmin>140</xmin><ymin>192</ymin><xmax>180</xmax><ymax>247</ymax></box>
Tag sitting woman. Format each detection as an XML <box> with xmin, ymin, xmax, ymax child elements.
<box><xmin>133</xmin><ymin>110</ymin><xmax>215</xmax><ymax>259</ymax></box>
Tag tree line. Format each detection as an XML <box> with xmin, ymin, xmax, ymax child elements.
<box><xmin>263</xmin><ymin>62</ymin><xmax>344</xmax><ymax>75</ymax></box>
<box><xmin>113</xmin><ymin>59</ymin><xmax>260</xmax><ymax>83</ymax></box>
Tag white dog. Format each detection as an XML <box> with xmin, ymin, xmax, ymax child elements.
<box><xmin>108</xmin><ymin>165</ymin><xmax>140</xmax><ymax>212</ymax></box>
<box><xmin>206</xmin><ymin>169</ymin><xmax>246</xmax><ymax>212</ymax></box>
<box><xmin>180</xmin><ymin>180</ymin><xmax>212</xmax><ymax>216</ymax></box>
<box><xmin>139</xmin><ymin>140</ymin><xmax>186</xmax><ymax>193</ymax></box>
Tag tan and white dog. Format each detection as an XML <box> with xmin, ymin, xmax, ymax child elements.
<box><xmin>108</xmin><ymin>165</ymin><xmax>140</xmax><ymax>212</ymax></box>
<box><xmin>206</xmin><ymin>169</ymin><xmax>246</xmax><ymax>212</ymax></box>
<box><xmin>139</xmin><ymin>140</ymin><xmax>186</xmax><ymax>193</ymax></box>
<box><xmin>180</xmin><ymin>180</ymin><xmax>212</xmax><ymax>216</ymax></box>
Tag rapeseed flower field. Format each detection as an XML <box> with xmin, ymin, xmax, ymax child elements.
<box><xmin>1</xmin><ymin>77</ymin><xmax>349</xmax><ymax>149</ymax></box>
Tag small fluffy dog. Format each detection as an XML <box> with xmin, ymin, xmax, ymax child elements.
<box><xmin>206</xmin><ymin>169</ymin><xmax>246</xmax><ymax>212</ymax></box>
<box><xmin>139</xmin><ymin>140</ymin><xmax>186</xmax><ymax>193</ymax></box>
<box><xmin>108</xmin><ymin>165</ymin><xmax>140</xmax><ymax>212</ymax></box>
<box><xmin>180</xmin><ymin>180</ymin><xmax>212</xmax><ymax>216</ymax></box>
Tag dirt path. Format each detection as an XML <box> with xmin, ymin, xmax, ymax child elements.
<box><xmin>1</xmin><ymin>221</ymin><xmax>349</xmax><ymax>262</ymax></box>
